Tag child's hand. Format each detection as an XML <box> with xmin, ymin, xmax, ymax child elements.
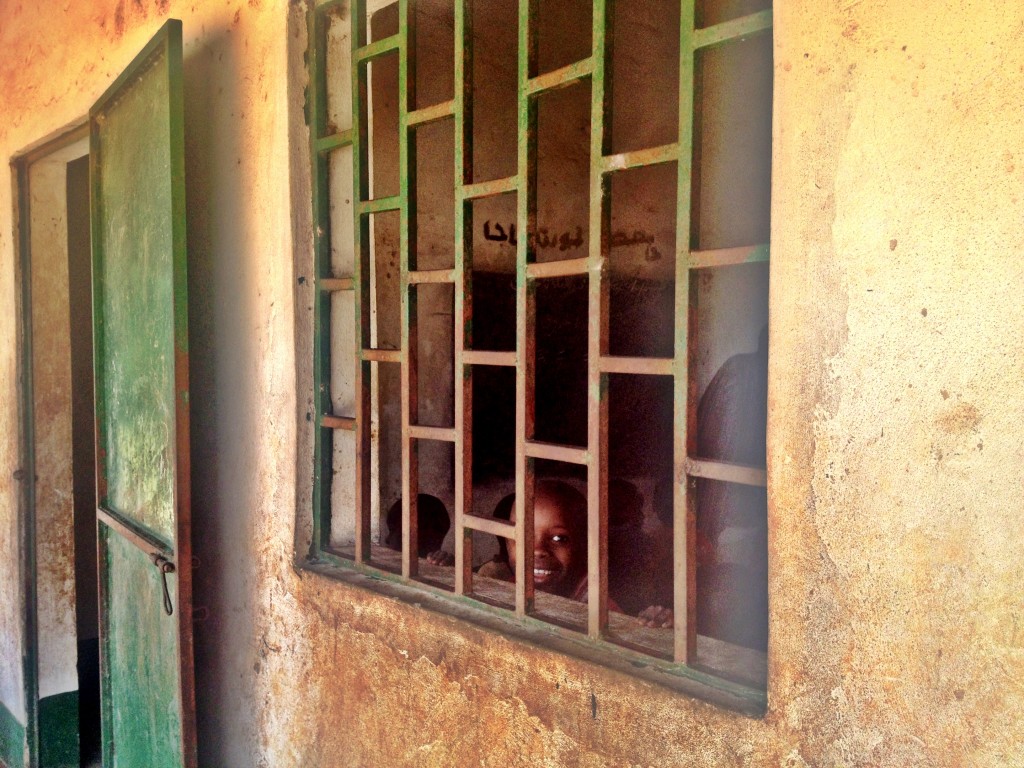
<box><xmin>636</xmin><ymin>605</ymin><xmax>674</xmax><ymax>628</ymax></box>
<box><xmin>426</xmin><ymin>550</ymin><xmax>455</xmax><ymax>566</ymax></box>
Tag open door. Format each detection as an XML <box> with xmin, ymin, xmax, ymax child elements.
<box><xmin>89</xmin><ymin>20</ymin><xmax>196</xmax><ymax>768</ymax></box>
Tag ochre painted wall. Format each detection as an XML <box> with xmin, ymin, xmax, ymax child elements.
<box><xmin>767</xmin><ymin>1</ymin><xmax>1024</xmax><ymax>764</ymax></box>
<box><xmin>1</xmin><ymin>1</ymin><xmax>1022</xmax><ymax>766</ymax></box>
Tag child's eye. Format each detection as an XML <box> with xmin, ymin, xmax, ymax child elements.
<box><xmin>550</xmin><ymin>534</ymin><xmax>569</xmax><ymax>544</ymax></box>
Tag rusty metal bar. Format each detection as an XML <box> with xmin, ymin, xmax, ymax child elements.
<box><xmin>525</xmin><ymin>57</ymin><xmax>594</xmax><ymax>96</ymax></box>
<box><xmin>525</xmin><ymin>257</ymin><xmax>589</xmax><ymax>280</ymax></box>
<box><xmin>357</xmin><ymin>194</ymin><xmax>402</xmax><ymax>214</ymax></box>
<box><xmin>354</xmin><ymin>32</ymin><xmax>401</xmax><ymax>62</ymax></box>
<box><xmin>462</xmin><ymin>515</ymin><xmax>516</xmax><ymax>540</ymax></box>
<box><xmin>398</xmin><ymin>0</ymin><xmax>419</xmax><ymax>580</ymax></box>
<box><xmin>453</xmin><ymin>0</ymin><xmax>474</xmax><ymax>596</ymax></box>
<box><xmin>689</xmin><ymin>243</ymin><xmax>769</xmax><ymax>270</ymax></box>
<box><xmin>408</xmin><ymin>98</ymin><xmax>455</xmax><ymax>127</ymax></box>
<box><xmin>463</xmin><ymin>174</ymin><xmax>519</xmax><ymax>200</ymax></box>
<box><xmin>361</xmin><ymin>348</ymin><xmax>401</xmax><ymax>363</ymax></box>
<box><xmin>524</xmin><ymin>440</ymin><xmax>589</xmax><ymax>465</ymax></box>
<box><xmin>598</xmin><ymin>355</ymin><xmax>674</xmax><ymax>376</ymax></box>
<box><xmin>315</xmin><ymin>129</ymin><xmax>355</xmax><ymax>155</ymax></box>
<box><xmin>673</xmin><ymin>0</ymin><xmax>699</xmax><ymax>664</ymax></box>
<box><xmin>692</xmin><ymin>9</ymin><xmax>773</xmax><ymax>51</ymax></box>
<box><xmin>515</xmin><ymin>0</ymin><xmax>538</xmax><ymax>617</ymax></box>
<box><xmin>409</xmin><ymin>425</ymin><xmax>456</xmax><ymax>442</ymax></box>
<box><xmin>320</xmin><ymin>277</ymin><xmax>354</xmax><ymax>291</ymax></box>
<box><xmin>586</xmin><ymin>0</ymin><xmax>612</xmax><ymax>639</ymax></box>
<box><xmin>352</xmin><ymin>0</ymin><xmax>373</xmax><ymax>563</ymax></box>
<box><xmin>309</xmin><ymin>3</ymin><xmax>333</xmax><ymax>557</ymax></box>
<box><xmin>601</xmin><ymin>142</ymin><xmax>679</xmax><ymax>173</ymax></box>
<box><xmin>322</xmin><ymin>414</ymin><xmax>356</xmax><ymax>431</ymax></box>
<box><xmin>97</xmin><ymin>507</ymin><xmax>174</xmax><ymax>561</ymax></box>
<box><xmin>463</xmin><ymin>350</ymin><xmax>516</xmax><ymax>367</ymax></box>
<box><xmin>685</xmin><ymin>458</ymin><xmax>767</xmax><ymax>487</ymax></box>
<box><xmin>408</xmin><ymin>268</ymin><xmax>454</xmax><ymax>284</ymax></box>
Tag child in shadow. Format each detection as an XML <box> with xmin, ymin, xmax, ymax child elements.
<box><xmin>470</xmin><ymin>480</ymin><xmax>626</xmax><ymax>611</ymax></box>
<box><xmin>636</xmin><ymin>328</ymin><xmax>769</xmax><ymax>650</ymax></box>
<box><xmin>507</xmin><ymin>480</ymin><xmax>590</xmax><ymax>600</ymax></box>
<box><xmin>468</xmin><ymin>481</ymin><xmax>588</xmax><ymax>601</ymax></box>
<box><xmin>607</xmin><ymin>478</ymin><xmax>653</xmax><ymax>616</ymax></box>
<box><xmin>473</xmin><ymin>493</ymin><xmax>515</xmax><ymax>577</ymax></box>
<box><xmin>384</xmin><ymin>494</ymin><xmax>451</xmax><ymax>558</ymax></box>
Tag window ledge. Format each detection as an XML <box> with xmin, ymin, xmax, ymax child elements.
<box><xmin>296</xmin><ymin>555</ymin><xmax>768</xmax><ymax>718</ymax></box>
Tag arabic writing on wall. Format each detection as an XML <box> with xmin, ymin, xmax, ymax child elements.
<box><xmin>482</xmin><ymin>221</ymin><xmax>661</xmax><ymax>260</ymax></box>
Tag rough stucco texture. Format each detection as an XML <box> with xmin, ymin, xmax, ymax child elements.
<box><xmin>766</xmin><ymin>0</ymin><xmax>1024</xmax><ymax>765</ymax></box>
<box><xmin>1</xmin><ymin>0</ymin><xmax>1023</xmax><ymax>766</ymax></box>
<box><xmin>28</xmin><ymin>158</ymin><xmax>80</xmax><ymax>700</ymax></box>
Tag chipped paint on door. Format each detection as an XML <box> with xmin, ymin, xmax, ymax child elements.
<box><xmin>90</xmin><ymin>19</ymin><xmax>197</xmax><ymax>768</ymax></box>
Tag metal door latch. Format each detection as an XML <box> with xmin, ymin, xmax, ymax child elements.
<box><xmin>149</xmin><ymin>553</ymin><xmax>177</xmax><ymax>616</ymax></box>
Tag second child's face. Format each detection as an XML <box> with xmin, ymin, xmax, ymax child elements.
<box><xmin>508</xmin><ymin>493</ymin><xmax>586</xmax><ymax>598</ymax></box>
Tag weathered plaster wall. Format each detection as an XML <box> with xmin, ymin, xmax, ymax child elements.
<box><xmin>2</xmin><ymin>1</ymin><xmax>1023</xmax><ymax>767</ymax></box>
<box><xmin>767</xmin><ymin>0</ymin><xmax>1024</xmax><ymax>763</ymax></box>
<box><xmin>27</xmin><ymin>153</ymin><xmax>81</xmax><ymax>700</ymax></box>
<box><xmin>0</xmin><ymin>3</ymin><xmax>300</xmax><ymax>764</ymax></box>
<box><xmin>181</xmin><ymin>1</ymin><xmax>301</xmax><ymax>763</ymax></box>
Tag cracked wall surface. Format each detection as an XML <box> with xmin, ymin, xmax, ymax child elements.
<box><xmin>1</xmin><ymin>0</ymin><xmax>1023</xmax><ymax>765</ymax></box>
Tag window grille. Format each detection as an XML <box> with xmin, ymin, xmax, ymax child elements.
<box><xmin>306</xmin><ymin>0</ymin><xmax>771</xmax><ymax>710</ymax></box>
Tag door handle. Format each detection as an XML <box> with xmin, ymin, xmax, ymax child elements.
<box><xmin>149</xmin><ymin>553</ymin><xmax>177</xmax><ymax>616</ymax></box>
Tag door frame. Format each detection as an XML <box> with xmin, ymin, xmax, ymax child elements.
<box><xmin>13</xmin><ymin>120</ymin><xmax>91</xmax><ymax>768</ymax></box>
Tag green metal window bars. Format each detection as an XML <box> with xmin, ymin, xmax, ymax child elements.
<box><xmin>307</xmin><ymin>0</ymin><xmax>771</xmax><ymax>713</ymax></box>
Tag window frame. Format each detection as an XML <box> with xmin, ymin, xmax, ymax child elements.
<box><xmin>302</xmin><ymin>0</ymin><xmax>772</xmax><ymax>716</ymax></box>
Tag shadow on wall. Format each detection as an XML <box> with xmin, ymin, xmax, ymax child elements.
<box><xmin>183</xmin><ymin>15</ymin><xmax>261</xmax><ymax>768</ymax></box>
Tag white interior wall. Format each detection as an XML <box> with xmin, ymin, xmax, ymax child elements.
<box><xmin>28</xmin><ymin>142</ymin><xmax>87</xmax><ymax>700</ymax></box>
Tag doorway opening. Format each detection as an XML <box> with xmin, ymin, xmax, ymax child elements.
<box><xmin>17</xmin><ymin>128</ymin><xmax>101</xmax><ymax>768</ymax></box>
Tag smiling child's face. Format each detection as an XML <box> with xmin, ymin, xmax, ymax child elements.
<box><xmin>507</xmin><ymin>484</ymin><xmax>587</xmax><ymax>598</ymax></box>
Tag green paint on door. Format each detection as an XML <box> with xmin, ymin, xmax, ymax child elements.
<box><xmin>92</xmin><ymin>40</ymin><xmax>178</xmax><ymax>547</ymax></box>
<box><xmin>100</xmin><ymin>529</ymin><xmax>183</xmax><ymax>768</ymax></box>
<box><xmin>38</xmin><ymin>692</ymin><xmax>78</xmax><ymax>768</ymax></box>
<box><xmin>0</xmin><ymin>699</ymin><xmax>25</xmax><ymax>768</ymax></box>
<box><xmin>90</xmin><ymin>19</ymin><xmax>195</xmax><ymax>768</ymax></box>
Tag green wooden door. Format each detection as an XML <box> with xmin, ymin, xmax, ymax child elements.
<box><xmin>89</xmin><ymin>20</ymin><xmax>197</xmax><ymax>768</ymax></box>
